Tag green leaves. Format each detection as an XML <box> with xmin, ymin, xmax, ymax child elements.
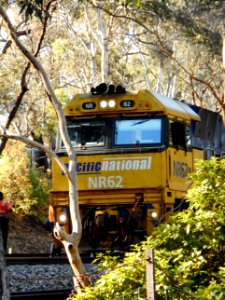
<box><xmin>73</xmin><ymin>158</ymin><xmax>225</xmax><ymax>299</ymax></box>
<box><xmin>0</xmin><ymin>141</ymin><xmax>49</xmax><ymax>222</ymax></box>
<box><xmin>153</xmin><ymin>158</ymin><xmax>225</xmax><ymax>298</ymax></box>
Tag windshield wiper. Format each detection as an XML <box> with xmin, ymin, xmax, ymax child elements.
<box><xmin>131</xmin><ymin>120</ymin><xmax>148</xmax><ymax>126</ymax></box>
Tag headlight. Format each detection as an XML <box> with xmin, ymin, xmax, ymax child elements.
<box><xmin>100</xmin><ymin>99</ymin><xmax>116</xmax><ymax>109</ymax></box>
<box><xmin>100</xmin><ymin>100</ymin><xmax>107</xmax><ymax>108</ymax></box>
<box><xmin>108</xmin><ymin>100</ymin><xmax>116</xmax><ymax>108</ymax></box>
<box><xmin>151</xmin><ymin>211</ymin><xmax>158</xmax><ymax>219</ymax></box>
<box><xmin>59</xmin><ymin>214</ymin><xmax>67</xmax><ymax>223</ymax></box>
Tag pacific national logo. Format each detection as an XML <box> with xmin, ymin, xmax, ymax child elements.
<box><xmin>74</xmin><ymin>156</ymin><xmax>152</xmax><ymax>175</ymax></box>
<box><xmin>61</xmin><ymin>156</ymin><xmax>153</xmax><ymax>188</ymax></box>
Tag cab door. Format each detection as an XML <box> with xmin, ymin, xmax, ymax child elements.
<box><xmin>167</xmin><ymin>120</ymin><xmax>192</xmax><ymax>192</ymax></box>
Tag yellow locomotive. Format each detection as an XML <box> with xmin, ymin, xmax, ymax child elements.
<box><xmin>50</xmin><ymin>83</ymin><xmax>225</xmax><ymax>249</ymax></box>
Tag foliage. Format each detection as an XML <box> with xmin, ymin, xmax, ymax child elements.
<box><xmin>151</xmin><ymin>161</ymin><xmax>225</xmax><ymax>298</ymax></box>
<box><xmin>73</xmin><ymin>158</ymin><xmax>225</xmax><ymax>299</ymax></box>
<box><xmin>75</xmin><ymin>246</ymin><xmax>146</xmax><ymax>300</ymax></box>
<box><xmin>0</xmin><ymin>141</ymin><xmax>50</xmax><ymax>222</ymax></box>
<box><xmin>17</xmin><ymin>0</ymin><xmax>48</xmax><ymax>20</ymax></box>
<box><xmin>1</xmin><ymin>0</ymin><xmax>224</xmax><ymax>132</ymax></box>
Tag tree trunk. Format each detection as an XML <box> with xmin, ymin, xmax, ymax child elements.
<box><xmin>137</xmin><ymin>42</ymin><xmax>151</xmax><ymax>91</ymax></box>
<box><xmin>0</xmin><ymin>235</ymin><xmax>10</xmax><ymax>300</ymax></box>
<box><xmin>54</xmin><ymin>225</ymin><xmax>91</xmax><ymax>292</ymax></box>
<box><xmin>85</xmin><ymin>5</ymin><xmax>110</xmax><ymax>83</ymax></box>
<box><xmin>101</xmin><ymin>43</ymin><xmax>109</xmax><ymax>83</ymax></box>
<box><xmin>90</xmin><ymin>41</ymin><xmax>97</xmax><ymax>86</ymax></box>
<box><xmin>53</xmin><ymin>163</ymin><xmax>92</xmax><ymax>289</ymax></box>
<box><xmin>156</xmin><ymin>54</ymin><xmax>163</xmax><ymax>93</ymax></box>
<box><xmin>222</xmin><ymin>33</ymin><xmax>225</xmax><ymax>124</ymax></box>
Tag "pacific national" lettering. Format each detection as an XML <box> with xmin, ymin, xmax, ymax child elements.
<box><xmin>63</xmin><ymin>156</ymin><xmax>152</xmax><ymax>175</ymax></box>
<box><xmin>101</xmin><ymin>156</ymin><xmax>152</xmax><ymax>171</ymax></box>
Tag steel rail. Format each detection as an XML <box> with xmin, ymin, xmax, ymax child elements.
<box><xmin>5</xmin><ymin>251</ymin><xmax>105</xmax><ymax>265</ymax></box>
<box><xmin>10</xmin><ymin>288</ymin><xmax>71</xmax><ymax>299</ymax></box>
<box><xmin>5</xmin><ymin>254</ymin><xmax>69</xmax><ymax>265</ymax></box>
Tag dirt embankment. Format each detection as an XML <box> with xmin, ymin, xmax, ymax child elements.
<box><xmin>7</xmin><ymin>215</ymin><xmax>53</xmax><ymax>254</ymax></box>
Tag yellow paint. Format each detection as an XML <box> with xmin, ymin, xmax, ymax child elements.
<box><xmin>52</xmin><ymin>153</ymin><xmax>165</xmax><ymax>191</ymax></box>
<box><xmin>167</xmin><ymin>148</ymin><xmax>193</xmax><ymax>192</ymax></box>
<box><xmin>64</xmin><ymin>90</ymin><xmax>200</xmax><ymax>121</ymax></box>
<box><xmin>192</xmin><ymin>149</ymin><xmax>204</xmax><ymax>170</ymax></box>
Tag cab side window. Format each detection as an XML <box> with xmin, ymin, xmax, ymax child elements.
<box><xmin>169</xmin><ymin>120</ymin><xmax>190</xmax><ymax>149</ymax></box>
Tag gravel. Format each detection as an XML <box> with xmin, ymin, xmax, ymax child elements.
<box><xmin>7</xmin><ymin>263</ymin><xmax>97</xmax><ymax>293</ymax></box>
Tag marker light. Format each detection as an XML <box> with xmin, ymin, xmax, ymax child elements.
<box><xmin>100</xmin><ymin>100</ymin><xmax>107</xmax><ymax>108</ymax></box>
<box><xmin>151</xmin><ymin>211</ymin><xmax>158</xmax><ymax>219</ymax></box>
<box><xmin>108</xmin><ymin>100</ymin><xmax>116</xmax><ymax>108</ymax></box>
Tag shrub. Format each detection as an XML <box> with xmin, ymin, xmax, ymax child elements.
<box><xmin>73</xmin><ymin>158</ymin><xmax>225</xmax><ymax>299</ymax></box>
<box><xmin>0</xmin><ymin>141</ymin><xmax>49</xmax><ymax>222</ymax></box>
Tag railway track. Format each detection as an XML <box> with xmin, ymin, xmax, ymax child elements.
<box><xmin>4</xmin><ymin>253</ymin><xmax>98</xmax><ymax>300</ymax></box>
<box><xmin>10</xmin><ymin>288</ymin><xmax>71</xmax><ymax>300</ymax></box>
<box><xmin>4</xmin><ymin>254</ymin><xmax>76</xmax><ymax>300</ymax></box>
<box><xmin>2</xmin><ymin>246</ymin><xmax>122</xmax><ymax>299</ymax></box>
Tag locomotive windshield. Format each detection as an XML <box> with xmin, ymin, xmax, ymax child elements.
<box><xmin>61</xmin><ymin>117</ymin><xmax>163</xmax><ymax>149</ymax></box>
<box><xmin>67</xmin><ymin>121</ymin><xmax>105</xmax><ymax>147</ymax></box>
<box><xmin>114</xmin><ymin>118</ymin><xmax>162</xmax><ymax>146</ymax></box>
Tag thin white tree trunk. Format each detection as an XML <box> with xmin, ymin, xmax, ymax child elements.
<box><xmin>156</xmin><ymin>55</ymin><xmax>163</xmax><ymax>93</ymax></box>
<box><xmin>101</xmin><ymin>44</ymin><xmax>109</xmax><ymax>83</ymax></box>
<box><xmin>85</xmin><ymin>5</ymin><xmax>110</xmax><ymax>83</ymax></box>
<box><xmin>90</xmin><ymin>41</ymin><xmax>97</xmax><ymax>85</ymax></box>
<box><xmin>137</xmin><ymin>43</ymin><xmax>151</xmax><ymax>91</ymax></box>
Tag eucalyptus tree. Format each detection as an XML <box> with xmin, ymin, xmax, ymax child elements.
<box><xmin>43</xmin><ymin>1</ymin><xmax>142</xmax><ymax>91</ymax></box>
<box><xmin>138</xmin><ymin>0</ymin><xmax>225</xmax><ymax>113</ymax></box>
<box><xmin>88</xmin><ymin>0</ymin><xmax>225</xmax><ymax>116</ymax></box>
<box><xmin>2</xmin><ymin>0</ymin><xmax>224</xmax><ymax>113</ymax></box>
<box><xmin>0</xmin><ymin>2</ymin><xmax>57</xmax><ymax>153</ymax></box>
<box><xmin>158</xmin><ymin>0</ymin><xmax>225</xmax><ymax>115</ymax></box>
<box><xmin>0</xmin><ymin>2</ymin><xmax>92</xmax><ymax>293</ymax></box>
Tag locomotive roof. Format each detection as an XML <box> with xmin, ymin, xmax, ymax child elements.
<box><xmin>150</xmin><ymin>91</ymin><xmax>201</xmax><ymax>121</ymax></box>
<box><xmin>64</xmin><ymin>89</ymin><xmax>201</xmax><ymax>121</ymax></box>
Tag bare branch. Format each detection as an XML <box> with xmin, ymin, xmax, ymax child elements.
<box><xmin>0</xmin><ymin>129</ymin><xmax>71</xmax><ymax>178</ymax></box>
<box><xmin>0</xmin><ymin>1</ymin><xmax>56</xmax><ymax>154</ymax></box>
<box><xmin>138</xmin><ymin>32</ymin><xmax>225</xmax><ymax>111</ymax></box>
